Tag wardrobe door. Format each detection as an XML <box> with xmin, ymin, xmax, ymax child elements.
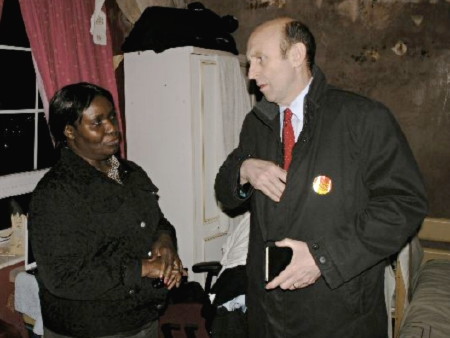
<box><xmin>190</xmin><ymin>53</ymin><xmax>231</xmax><ymax>273</ymax></box>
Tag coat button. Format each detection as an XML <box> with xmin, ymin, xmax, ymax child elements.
<box><xmin>319</xmin><ymin>256</ymin><xmax>327</xmax><ymax>264</ymax></box>
<box><xmin>312</xmin><ymin>243</ymin><xmax>319</xmax><ymax>250</ymax></box>
<box><xmin>140</xmin><ymin>221</ymin><xmax>146</xmax><ymax>228</ymax></box>
<box><xmin>129</xmin><ymin>289</ymin><xmax>135</xmax><ymax>295</ymax></box>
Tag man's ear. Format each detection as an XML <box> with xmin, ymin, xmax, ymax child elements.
<box><xmin>64</xmin><ymin>125</ymin><xmax>76</xmax><ymax>140</ymax></box>
<box><xmin>289</xmin><ymin>42</ymin><xmax>307</xmax><ymax>68</ymax></box>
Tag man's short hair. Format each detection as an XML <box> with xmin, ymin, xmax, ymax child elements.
<box><xmin>280</xmin><ymin>20</ymin><xmax>316</xmax><ymax>71</ymax></box>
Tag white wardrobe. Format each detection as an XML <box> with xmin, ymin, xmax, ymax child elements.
<box><xmin>124</xmin><ymin>46</ymin><xmax>251</xmax><ymax>283</ymax></box>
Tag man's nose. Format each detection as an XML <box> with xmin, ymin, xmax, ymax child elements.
<box><xmin>248</xmin><ymin>63</ymin><xmax>258</xmax><ymax>80</ymax></box>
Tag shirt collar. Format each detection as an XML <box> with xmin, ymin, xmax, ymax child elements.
<box><xmin>279</xmin><ymin>77</ymin><xmax>313</xmax><ymax>118</ymax></box>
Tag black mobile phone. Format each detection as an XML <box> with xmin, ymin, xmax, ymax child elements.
<box><xmin>265</xmin><ymin>242</ymin><xmax>293</xmax><ymax>282</ymax></box>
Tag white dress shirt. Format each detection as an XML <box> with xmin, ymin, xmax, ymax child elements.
<box><xmin>279</xmin><ymin>79</ymin><xmax>312</xmax><ymax>142</ymax></box>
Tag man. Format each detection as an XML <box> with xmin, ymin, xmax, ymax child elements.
<box><xmin>215</xmin><ymin>17</ymin><xmax>428</xmax><ymax>337</ymax></box>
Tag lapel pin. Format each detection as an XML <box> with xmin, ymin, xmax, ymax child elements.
<box><xmin>313</xmin><ymin>175</ymin><xmax>332</xmax><ymax>195</ymax></box>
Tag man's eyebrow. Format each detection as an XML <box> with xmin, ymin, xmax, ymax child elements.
<box><xmin>247</xmin><ymin>52</ymin><xmax>262</xmax><ymax>60</ymax></box>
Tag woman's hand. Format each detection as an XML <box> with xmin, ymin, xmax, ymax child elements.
<box><xmin>148</xmin><ymin>233</ymin><xmax>185</xmax><ymax>288</ymax></box>
<box><xmin>141</xmin><ymin>256</ymin><xmax>165</xmax><ymax>279</ymax></box>
<box><xmin>141</xmin><ymin>256</ymin><xmax>184</xmax><ymax>290</ymax></box>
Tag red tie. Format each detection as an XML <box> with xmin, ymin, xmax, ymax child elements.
<box><xmin>283</xmin><ymin>108</ymin><xmax>295</xmax><ymax>170</ymax></box>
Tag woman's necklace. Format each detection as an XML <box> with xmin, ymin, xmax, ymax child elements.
<box><xmin>106</xmin><ymin>155</ymin><xmax>122</xmax><ymax>184</ymax></box>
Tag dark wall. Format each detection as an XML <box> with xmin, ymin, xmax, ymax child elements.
<box><xmin>191</xmin><ymin>0</ymin><xmax>450</xmax><ymax>219</ymax></box>
<box><xmin>111</xmin><ymin>0</ymin><xmax>450</xmax><ymax>218</ymax></box>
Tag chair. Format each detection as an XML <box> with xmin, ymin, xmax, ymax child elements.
<box><xmin>159</xmin><ymin>212</ymin><xmax>250</xmax><ymax>338</ymax></box>
<box><xmin>158</xmin><ymin>267</ymin><xmax>219</xmax><ymax>338</ymax></box>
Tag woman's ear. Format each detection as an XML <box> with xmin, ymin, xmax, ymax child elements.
<box><xmin>289</xmin><ymin>42</ymin><xmax>307</xmax><ymax>68</ymax></box>
<box><xmin>64</xmin><ymin>125</ymin><xmax>75</xmax><ymax>140</ymax></box>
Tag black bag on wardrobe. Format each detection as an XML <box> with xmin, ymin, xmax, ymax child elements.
<box><xmin>121</xmin><ymin>2</ymin><xmax>239</xmax><ymax>55</ymax></box>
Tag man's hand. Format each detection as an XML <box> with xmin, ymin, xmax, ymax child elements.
<box><xmin>240</xmin><ymin>158</ymin><xmax>287</xmax><ymax>202</ymax></box>
<box><xmin>265</xmin><ymin>238</ymin><xmax>321</xmax><ymax>290</ymax></box>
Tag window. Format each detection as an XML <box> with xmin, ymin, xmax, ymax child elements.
<box><xmin>0</xmin><ymin>0</ymin><xmax>55</xmax><ymax>230</ymax></box>
<box><xmin>0</xmin><ymin>0</ymin><xmax>55</xmax><ymax>175</ymax></box>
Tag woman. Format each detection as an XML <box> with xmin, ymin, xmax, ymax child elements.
<box><xmin>29</xmin><ymin>82</ymin><xmax>184</xmax><ymax>338</ymax></box>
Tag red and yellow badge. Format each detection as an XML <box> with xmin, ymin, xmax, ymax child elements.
<box><xmin>312</xmin><ymin>175</ymin><xmax>332</xmax><ymax>195</ymax></box>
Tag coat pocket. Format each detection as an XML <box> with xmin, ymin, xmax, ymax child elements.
<box><xmin>335</xmin><ymin>274</ymin><xmax>363</xmax><ymax>315</ymax></box>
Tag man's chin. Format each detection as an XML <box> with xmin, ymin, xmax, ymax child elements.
<box><xmin>263</xmin><ymin>94</ymin><xmax>276</xmax><ymax>103</ymax></box>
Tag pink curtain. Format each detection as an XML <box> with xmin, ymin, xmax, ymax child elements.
<box><xmin>18</xmin><ymin>0</ymin><xmax>126</xmax><ymax>156</ymax></box>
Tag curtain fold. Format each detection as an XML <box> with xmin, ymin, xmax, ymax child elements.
<box><xmin>18</xmin><ymin>0</ymin><xmax>126</xmax><ymax>156</ymax></box>
<box><xmin>0</xmin><ymin>0</ymin><xmax>4</xmax><ymax>21</ymax></box>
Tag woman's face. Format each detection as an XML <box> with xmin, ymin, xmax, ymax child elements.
<box><xmin>65</xmin><ymin>95</ymin><xmax>120</xmax><ymax>163</ymax></box>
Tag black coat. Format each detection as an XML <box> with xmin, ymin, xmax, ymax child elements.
<box><xmin>215</xmin><ymin>67</ymin><xmax>428</xmax><ymax>338</ymax></box>
<box><xmin>29</xmin><ymin>148</ymin><xmax>177</xmax><ymax>337</ymax></box>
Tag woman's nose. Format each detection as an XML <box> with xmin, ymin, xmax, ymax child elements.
<box><xmin>105</xmin><ymin>118</ymin><xmax>118</xmax><ymax>133</ymax></box>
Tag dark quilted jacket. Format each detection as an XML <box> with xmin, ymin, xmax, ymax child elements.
<box><xmin>29</xmin><ymin>148</ymin><xmax>177</xmax><ymax>337</ymax></box>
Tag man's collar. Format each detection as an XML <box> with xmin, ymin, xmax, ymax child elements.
<box><xmin>279</xmin><ymin>77</ymin><xmax>313</xmax><ymax>118</ymax></box>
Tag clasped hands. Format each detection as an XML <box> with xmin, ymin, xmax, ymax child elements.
<box><xmin>241</xmin><ymin>159</ymin><xmax>321</xmax><ymax>290</ymax></box>
<box><xmin>141</xmin><ymin>234</ymin><xmax>186</xmax><ymax>290</ymax></box>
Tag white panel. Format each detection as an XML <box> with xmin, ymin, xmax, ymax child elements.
<box><xmin>200</xmin><ymin>61</ymin><xmax>221</xmax><ymax>223</ymax></box>
<box><xmin>190</xmin><ymin>55</ymin><xmax>230</xmax><ymax>248</ymax></box>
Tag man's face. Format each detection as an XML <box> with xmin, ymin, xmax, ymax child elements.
<box><xmin>246</xmin><ymin>25</ymin><xmax>301</xmax><ymax>107</ymax></box>
<box><xmin>66</xmin><ymin>95</ymin><xmax>121</xmax><ymax>164</ymax></box>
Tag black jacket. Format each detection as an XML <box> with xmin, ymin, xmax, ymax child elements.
<box><xmin>215</xmin><ymin>67</ymin><xmax>428</xmax><ymax>338</ymax></box>
<box><xmin>29</xmin><ymin>148</ymin><xmax>177</xmax><ymax>337</ymax></box>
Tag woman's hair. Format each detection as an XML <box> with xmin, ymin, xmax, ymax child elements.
<box><xmin>280</xmin><ymin>20</ymin><xmax>316</xmax><ymax>71</ymax></box>
<box><xmin>48</xmin><ymin>82</ymin><xmax>115</xmax><ymax>149</ymax></box>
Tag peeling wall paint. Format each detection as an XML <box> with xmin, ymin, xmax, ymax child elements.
<box><xmin>191</xmin><ymin>0</ymin><xmax>450</xmax><ymax>218</ymax></box>
<box><xmin>337</xmin><ymin>0</ymin><xmax>359</xmax><ymax>22</ymax></box>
